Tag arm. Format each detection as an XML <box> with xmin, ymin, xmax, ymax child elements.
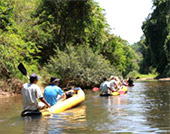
<box><xmin>108</xmin><ymin>87</ymin><xmax>114</xmax><ymax>92</ymax></box>
<box><xmin>61</xmin><ymin>94</ymin><xmax>66</xmax><ymax>101</ymax></box>
<box><xmin>39</xmin><ymin>97</ymin><xmax>50</xmax><ymax>108</ymax></box>
<box><xmin>58</xmin><ymin>87</ymin><xmax>66</xmax><ymax>101</ymax></box>
<box><xmin>114</xmin><ymin>83</ymin><xmax>119</xmax><ymax>91</ymax></box>
<box><xmin>106</xmin><ymin>81</ymin><xmax>114</xmax><ymax>92</ymax></box>
<box><xmin>119</xmin><ymin>81</ymin><xmax>123</xmax><ymax>86</ymax></box>
<box><xmin>35</xmin><ymin>86</ymin><xmax>50</xmax><ymax>108</ymax></box>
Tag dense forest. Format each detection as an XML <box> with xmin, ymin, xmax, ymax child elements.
<box><xmin>0</xmin><ymin>0</ymin><xmax>169</xmax><ymax>88</ymax></box>
<box><xmin>132</xmin><ymin>0</ymin><xmax>170</xmax><ymax>78</ymax></box>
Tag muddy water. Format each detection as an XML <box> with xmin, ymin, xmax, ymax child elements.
<box><xmin>0</xmin><ymin>82</ymin><xmax>170</xmax><ymax>134</ymax></box>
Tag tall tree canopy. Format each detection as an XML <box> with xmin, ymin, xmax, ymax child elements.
<box><xmin>32</xmin><ymin>0</ymin><xmax>110</xmax><ymax>64</ymax></box>
<box><xmin>142</xmin><ymin>0</ymin><xmax>170</xmax><ymax>77</ymax></box>
<box><xmin>34</xmin><ymin>0</ymin><xmax>138</xmax><ymax>77</ymax></box>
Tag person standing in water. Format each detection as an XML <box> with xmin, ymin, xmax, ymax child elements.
<box><xmin>21</xmin><ymin>73</ymin><xmax>50</xmax><ymax>116</ymax></box>
<box><xmin>99</xmin><ymin>77</ymin><xmax>114</xmax><ymax>94</ymax></box>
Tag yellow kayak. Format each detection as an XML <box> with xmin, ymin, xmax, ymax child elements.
<box><xmin>100</xmin><ymin>86</ymin><xmax>128</xmax><ymax>96</ymax></box>
<box><xmin>41</xmin><ymin>89</ymin><xmax>85</xmax><ymax>116</ymax></box>
<box><xmin>118</xmin><ymin>86</ymin><xmax>128</xmax><ymax>92</ymax></box>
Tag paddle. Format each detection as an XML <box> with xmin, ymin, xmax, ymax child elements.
<box><xmin>18</xmin><ymin>63</ymin><xmax>30</xmax><ymax>79</ymax></box>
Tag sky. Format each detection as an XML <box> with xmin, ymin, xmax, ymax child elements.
<box><xmin>96</xmin><ymin>0</ymin><xmax>153</xmax><ymax>44</ymax></box>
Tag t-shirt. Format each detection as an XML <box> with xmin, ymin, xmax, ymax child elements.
<box><xmin>21</xmin><ymin>83</ymin><xmax>43</xmax><ymax>111</ymax></box>
<box><xmin>44</xmin><ymin>85</ymin><xmax>64</xmax><ymax>106</ymax></box>
<box><xmin>108</xmin><ymin>80</ymin><xmax>117</xmax><ymax>92</ymax></box>
<box><xmin>99</xmin><ymin>81</ymin><xmax>109</xmax><ymax>94</ymax></box>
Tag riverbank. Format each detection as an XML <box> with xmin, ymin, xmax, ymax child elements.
<box><xmin>135</xmin><ymin>77</ymin><xmax>170</xmax><ymax>82</ymax></box>
<box><xmin>0</xmin><ymin>78</ymin><xmax>23</xmax><ymax>98</ymax></box>
<box><xmin>0</xmin><ymin>90</ymin><xmax>16</xmax><ymax>97</ymax></box>
<box><xmin>0</xmin><ymin>77</ymin><xmax>170</xmax><ymax>98</ymax></box>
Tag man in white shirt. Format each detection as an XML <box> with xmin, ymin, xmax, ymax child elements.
<box><xmin>21</xmin><ymin>73</ymin><xmax>50</xmax><ymax>116</ymax></box>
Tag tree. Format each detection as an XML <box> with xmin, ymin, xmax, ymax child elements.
<box><xmin>0</xmin><ymin>0</ymin><xmax>40</xmax><ymax>79</ymax></box>
<box><xmin>142</xmin><ymin>0</ymin><xmax>170</xmax><ymax>77</ymax></box>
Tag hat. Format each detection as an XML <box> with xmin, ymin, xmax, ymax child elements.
<box><xmin>30</xmin><ymin>73</ymin><xmax>40</xmax><ymax>80</ymax></box>
<box><xmin>110</xmin><ymin>75</ymin><xmax>115</xmax><ymax>79</ymax></box>
<box><xmin>74</xmin><ymin>87</ymin><xmax>82</xmax><ymax>90</ymax></box>
<box><xmin>115</xmin><ymin>76</ymin><xmax>119</xmax><ymax>81</ymax></box>
<box><xmin>50</xmin><ymin>76</ymin><xmax>60</xmax><ymax>84</ymax></box>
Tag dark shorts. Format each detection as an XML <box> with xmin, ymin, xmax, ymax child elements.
<box><xmin>21</xmin><ymin>109</ymin><xmax>42</xmax><ymax>117</ymax></box>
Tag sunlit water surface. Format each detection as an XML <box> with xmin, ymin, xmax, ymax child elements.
<box><xmin>0</xmin><ymin>81</ymin><xmax>170</xmax><ymax>134</ymax></box>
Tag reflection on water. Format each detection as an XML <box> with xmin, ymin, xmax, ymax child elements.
<box><xmin>23</xmin><ymin>116</ymin><xmax>48</xmax><ymax>134</ymax></box>
<box><xmin>0</xmin><ymin>95</ymin><xmax>24</xmax><ymax>134</ymax></box>
<box><xmin>21</xmin><ymin>105</ymin><xmax>87</xmax><ymax>134</ymax></box>
<box><xmin>143</xmin><ymin>82</ymin><xmax>170</xmax><ymax>133</ymax></box>
<box><xmin>0</xmin><ymin>81</ymin><xmax>170</xmax><ymax>133</ymax></box>
<box><xmin>47</xmin><ymin>105</ymin><xmax>86</xmax><ymax>133</ymax></box>
<box><xmin>84</xmin><ymin>82</ymin><xmax>170</xmax><ymax>133</ymax></box>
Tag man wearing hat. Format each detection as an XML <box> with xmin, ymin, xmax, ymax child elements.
<box><xmin>44</xmin><ymin>77</ymin><xmax>66</xmax><ymax>106</ymax></box>
<box><xmin>21</xmin><ymin>73</ymin><xmax>50</xmax><ymax>116</ymax></box>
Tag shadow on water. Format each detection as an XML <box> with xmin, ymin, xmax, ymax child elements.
<box><xmin>0</xmin><ymin>81</ymin><xmax>170</xmax><ymax>134</ymax></box>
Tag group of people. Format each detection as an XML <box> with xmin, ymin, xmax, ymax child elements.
<box><xmin>21</xmin><ymin>73</ymin><xmax>66</xmax><ymax>116</ymax></box>
<box><xmin>99</xmin><ymin>75</ymin><xmax>133</xmax><ymax>95</ymax></box>
<box><xmin>21</xmin><ymin>73</ymin><xmax>133</xmax><ymax>116</ymax></box>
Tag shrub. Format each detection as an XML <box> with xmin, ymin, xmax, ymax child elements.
<box><xmin>45</xmin><ymin>45</ymin><xmax>120</xmax><ymax>87</ymax></box>
<box><xmin>126</xmin><ymin>70</ymin><xmax>139</xmax><ymax>79</ymax></box>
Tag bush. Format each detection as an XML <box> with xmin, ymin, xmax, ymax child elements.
<box><xmin>126</xmin><ymin>70</ymin><xmax>139</xmax><ymax>79</ymax></box>
<box><xmin>45</xmin><ymin>45</ymin><xmax>120</xmax><ymax>87</ymax></box>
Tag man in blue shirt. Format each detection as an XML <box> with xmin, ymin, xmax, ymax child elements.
<box><xmin>44</xmin><ymin>77</ymin><xmax>66</xmax><ymax>106</ymax></box>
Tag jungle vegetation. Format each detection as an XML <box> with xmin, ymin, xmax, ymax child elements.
<box><xmin>0</xmin><ymin>0</ymin><xmax>169</xmax><ymax>88</ymax></box>
<box><xmin>132</xmin><ymin>0</ymin><xmax>170</xmax><ymax>78</ymax></box>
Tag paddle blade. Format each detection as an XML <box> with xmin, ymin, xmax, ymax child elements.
<box><xmin>18</xmin><ymin>63</ymin><xmax>27</xmax><ymax>76</ymax></box>
<box><xmin>92</xmin><ymin>87</ymin><xmax>99</xmax><ymax>91</ymax></box>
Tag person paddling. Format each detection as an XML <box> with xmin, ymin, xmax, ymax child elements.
<box><xmin>44</xmin><ymin>77</ymin><xmax>66</xmax><ymax>106</ymax></box>
<box><xmin>126</xmin><ymin>77</ymin><xmax>134</xmax><ymax>86</ymax></box>
<box><xmin>21</xmin><ymin>73</ymin><xmax>50</xmax><ymax>116</ymax></box>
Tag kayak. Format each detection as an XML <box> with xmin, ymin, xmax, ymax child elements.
<box><xmin>21</xmin><ymin>88</ymin><xmax>85</xmax><ymax>117</ymax></box>
<box><xmin>100</xmin><ymin>86</ymin><xmax>128</xmax><ymax>96</ymax></box>
<box><xmin>118</xmin><ymin>86</ymin><xmax>128</xmax><ymax>94</ymax></box>
<box><xmin>40</xmin><ymin>88</ymin><xmax>85</xmax><ymax>116</ymax></box>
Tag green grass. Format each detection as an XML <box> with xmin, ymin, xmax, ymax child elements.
<box><xmin>136</xmin><ymin>73</ymin><xmax>158</xmax><ymax>79</ymax></box>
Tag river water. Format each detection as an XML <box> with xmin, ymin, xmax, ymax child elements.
<box><xmin>0</xmin><ymin>82</ymin><xmax>170</xmax><ymax>134</ymax></box>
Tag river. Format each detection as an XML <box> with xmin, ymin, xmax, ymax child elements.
<box><xmin>0</xmin><ymin>81</ymin><xmax>170</xmax><ymax>134</ymax></box>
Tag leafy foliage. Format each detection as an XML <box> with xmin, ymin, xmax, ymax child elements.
<box><xmin>45</xmin><ymin>45</ymin><xmax>119</xmax><ymax>87</ymax></box>
<box><xmin>0</xmin><ymin>0</ymin><xmax>141</xmax><ymax>87</ymax></box>
<box><xmin>100</xmin><ymin>36</ymin><xmax>139</xmax><ymax>77</ymax></box>
<box><xmin>0</xmin><ymin>0</ymin><xmax>40</xmax><ymax>79</ymax></box>
<box><xmin>142</xmin><ymin>0</ymin><xmax>170</xmax><ymax>77</ymax></box>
